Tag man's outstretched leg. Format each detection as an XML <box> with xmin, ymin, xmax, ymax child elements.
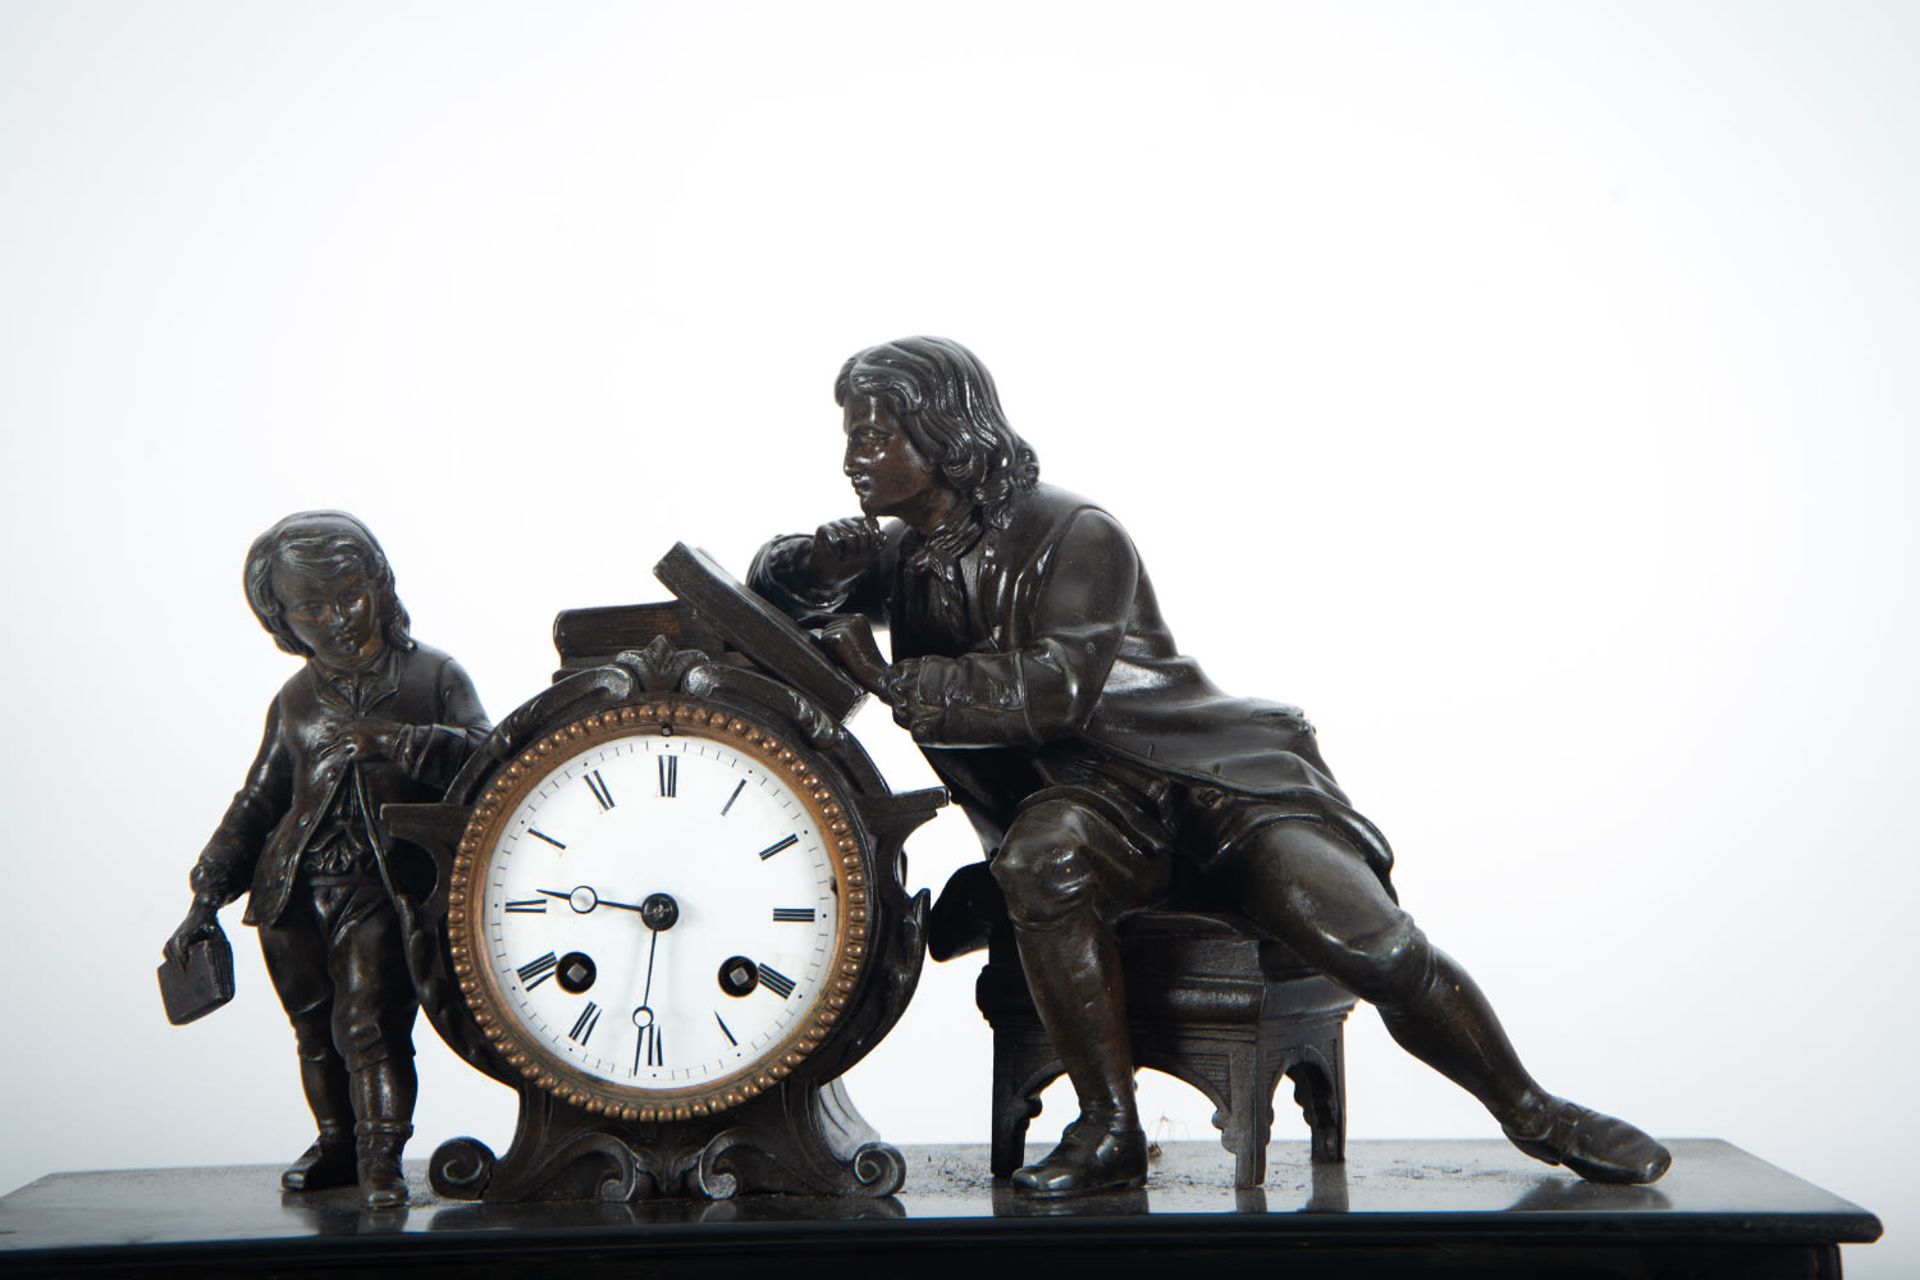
<box><xmin>1217</xmin><ymin>819</ymin><xmax>1670</xmax><ymax>1184</ymax></box>
<box><xmin>991</xmin><ymin>801</ymin><xmax>1167</xmax><ymax>1195</ymax></box>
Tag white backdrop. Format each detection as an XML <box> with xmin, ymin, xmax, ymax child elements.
<box><xmin>3</xmin><ymin>2</ymin><xmax>1915</xmax><ymax>1273</ymax></box>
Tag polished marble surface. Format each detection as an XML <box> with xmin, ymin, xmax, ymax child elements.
<box><xmin>0</xmin><ymin>1138</ymin><xmax>1880</xmax><ymax>1258</ymax></box>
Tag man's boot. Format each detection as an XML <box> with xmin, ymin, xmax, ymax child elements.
<box><xmin>1500</xmin><ymin>1098</ymin><xmax>1672</xmax><ymax>1185</ymax></box>
<box><xmin>282</xmin><ymin>1053</ymin><xmax>356</xmax><ymax>1192</ymax></box>
<box><xmin>1008</xmin><ymin>909</ymin><xmax>1148</xmax><ymax>1196</ymax></box>
<box><xmin>1379</xmin><ymin>948</ymin><xmax>1671</xmax><ymax>1185</ymax></box>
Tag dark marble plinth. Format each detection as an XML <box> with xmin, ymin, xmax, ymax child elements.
<box><xmin>0</xmin><ymin>1139</ymin><xmax>1882</xmax><ymax>1278</ymax></box>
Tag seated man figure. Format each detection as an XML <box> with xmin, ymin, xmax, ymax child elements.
<box><xmin>751</xmin><ymin>337</ymin><xmax>1670</xmax><ymax>1196</ymax></box>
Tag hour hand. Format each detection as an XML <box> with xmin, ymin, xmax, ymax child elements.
<box><xmin>537</xmin><ymin>885</ymin><xmax>648</xmax><ymax>915</ymax></box>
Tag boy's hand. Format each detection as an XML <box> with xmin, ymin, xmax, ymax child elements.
<box><xmin>343</xmin><ymin>718</ymin><xmax>408</xmax><ymax>761</ymax></box>
<box><xmin>320</xmin><ymin>716</ymin><xmax>408</xmax><ymax>762</ymax></box>
<box><xmin>165</xmin><ymin>900</ymin><xmax>221</xmax><ymax>966</ymax></box>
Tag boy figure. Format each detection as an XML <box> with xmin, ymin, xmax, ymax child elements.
<box><xmin>165</xmin><ymin>511</ymin><xmax>489</xmax><ymax>1208</ymax></box>
<box><xmin>751</xmin><ymin>337</ymin><xmax>1670</xmax><ymax>1196</ymax></box>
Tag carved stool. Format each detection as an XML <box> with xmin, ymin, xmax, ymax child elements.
<box><xmin>976</xmin><ymin>910</ymin><xmax>1355</xmax><ymax>1188</ymax></box>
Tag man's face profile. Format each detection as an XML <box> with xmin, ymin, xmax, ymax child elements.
<box><xmin>842</xmin><ymin>393</ymin><xmax>942</xmax><ymax>521</ymax></box>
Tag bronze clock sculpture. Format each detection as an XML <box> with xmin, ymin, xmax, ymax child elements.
<box><xmin>154</xmin><ymin>348</ymin><xmax>1670</xmax><ymax>1210</ymax></box>
<box><xmin>161</xmin><ymin>511</ymin><xmax>491</xmax><ymax>1209</ymax></box>
<box><xmin>383</xmin><ymin>547</ymin><xmax>942</xmax><ymax>1201</ymax></box>
<box><xmin>750</xmin><ymin>336</ymin><xmax>1673</xmax><ymax>1197</ymax></box>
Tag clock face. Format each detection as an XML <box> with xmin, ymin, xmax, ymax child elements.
<box><xmin>449</xmin><ymin>701</ymin><xmax>868</xmax><ymax>1119</ymax></box>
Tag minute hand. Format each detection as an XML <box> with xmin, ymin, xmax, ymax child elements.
<box><xmin>640</xmin><ymin>926</ymin><xmax>660</xmax><ymax>1007</ymax></box>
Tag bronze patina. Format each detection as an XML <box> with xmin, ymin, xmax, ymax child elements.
<box><xmin>163</xmin><ymin>511</ymin><xmax>490</xmax><ymax>1209</ymax></box>
<box><xmin>752</xmin><ymin>337</ymin><xmax>1671</xmax><ymax>1197</ymax></box>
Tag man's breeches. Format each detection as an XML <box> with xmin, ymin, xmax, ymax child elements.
<box><xmin>991</xmin><ymin>797</ymin><xmax>1434</xmax><ymax>1008</ymax></box>
<box><xmin>260</xmin><ymin>881</ymin><xmax>417</xmax><ymax>1073</ymax></box>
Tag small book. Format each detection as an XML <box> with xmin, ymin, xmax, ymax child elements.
<box><xmin>157</xmin><ymin>931</ymin><xmax>235</xmax><ymax>1026</ymax></box>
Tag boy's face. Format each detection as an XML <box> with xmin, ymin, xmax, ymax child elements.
<box><xmin>271</xmin><ymin>561</ymin><xmax>383</xmax><ymax>669</ymax></box>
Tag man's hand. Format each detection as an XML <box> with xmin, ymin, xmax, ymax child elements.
<box><xmin>808</xmin><ymin>517</ymin><xmax>883</xmax><ymax>595</ymax></box>
<box><xmin>165</xmin><ymin>900</ymin><xmax>222</xmax><ymax>966</ymax></box>
<box><xmin>817</xmin><ymin>615</ymin><xmax>892</xmax><ymax>696</ymax></box>
<box><xmin>884</xmin><ymin>657</ymin><xmax>946</xmax><ymax>739</ymax></box>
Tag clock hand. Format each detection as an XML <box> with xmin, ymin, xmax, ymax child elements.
<box><xmin>640</xmin><ymin>926</ymin><xmax>660</xmax><ymax>1007</ymax></box>
<box><xmin>631</xmin><ymin>1003</ymin><xmax>661</xmax><ymax>1072</ymax></box>
<box><xmin>633</xmin><ymin>933</ymin><xmax>665</xmax><ymax>1071</ymax></box>
<box><xmin>537</xmin><ymin>886</ymin><xmax>649</xmax><ymax>915</ymax></box>
<box><xmin>634</xmin><ymin>895</ymin><xmax>675</xmax><ymax>1070</ymax></box>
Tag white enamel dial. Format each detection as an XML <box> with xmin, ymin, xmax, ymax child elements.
<box><xmin>463</xmin><ymin>711</ymin><xmax>851</xmax><ymax>1101</ymax></box>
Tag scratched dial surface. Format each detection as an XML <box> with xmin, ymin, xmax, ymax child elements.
<box><xmin>476</xmin><ymin>725</ymin><xmax>841</xmax><ymax>1092</ymax></box>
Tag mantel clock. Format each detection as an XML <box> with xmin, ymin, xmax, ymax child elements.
<box><xmin>384</xmin><ymin>544</ymin><xmax>943</xmax><ymax>1202</ymax></box>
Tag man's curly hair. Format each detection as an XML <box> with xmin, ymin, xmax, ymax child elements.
<box><xmin>834</xmin><ymin>337</ymin><xmax>1039</xmax><ymax>530</ymax></box>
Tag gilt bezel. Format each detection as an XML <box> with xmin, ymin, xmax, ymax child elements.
<box><xmin>446</xmin><ymin>698</ymin><xmax>871</xmax><ymax>1121</ymax></box>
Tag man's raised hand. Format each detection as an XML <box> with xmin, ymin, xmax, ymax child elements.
<box><xmin>808</xmin><ymin>517</ymin><xmax>883</xmax><ymax>593</ymax></box>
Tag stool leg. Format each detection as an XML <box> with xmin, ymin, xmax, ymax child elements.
<box><xmin>990</xmin><ymin>1026</ymin><xmax>1049</xmax><ymax>1179</ymax></box>
<box><xmin>1220</xmin><ymin>1043</ymin><xmax>1270</xmax><ymax>1189</ymax></box>
<box><xmin>1326</xmin><ymin>1029</ymin><xmax>1348</xmax><ymax>1162</ymax></box>
<box><xmin>1239</xmin><ymin>1057</ymin><xmax>1277</xmax><ymax>1189</ymax></box>
<box><xmin>1290</xmin><ymin>1035</ymin><xmax>1346</xmax><ymax>1164</ymax></box>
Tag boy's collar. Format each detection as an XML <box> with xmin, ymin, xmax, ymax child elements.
<box><xmin>309</xmin><ymin>646</ymin><xmax>400</xmax><ymax>712</ymax></box>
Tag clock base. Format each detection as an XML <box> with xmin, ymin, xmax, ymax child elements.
<box><xmin>0</xmin><ymin>1140</ymin><xmax>1883</xmax><ymax>1277</ymax></box>
<box><xmin>430</xmin><ymin>1076</ymin><xmax>905</xmax><ymax>1202</ymax></box>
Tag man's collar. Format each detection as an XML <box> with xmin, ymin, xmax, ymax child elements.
<box><xmin>901</xmin><ymin>507</ymin><xmax>985</xmax><ymax>574</ymax></box>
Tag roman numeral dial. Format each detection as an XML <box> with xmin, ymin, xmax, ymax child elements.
<box><xmin>516</xmin><ymin>952</ymin><xmax>559</xmax><ymax>990</ymax></box>
<box><xmin>470</xmin><ymin>712</ymin><xmax>851</xmax><ymax>1106</ymax></box>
